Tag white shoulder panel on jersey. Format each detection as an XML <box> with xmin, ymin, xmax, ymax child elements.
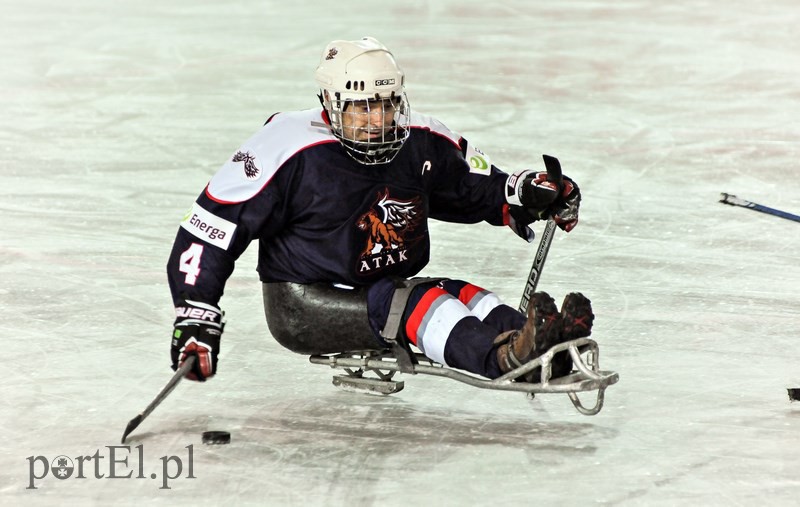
<box><xmin>408</xmin><ymin>111</ymin><xmax>462</xmax><ymax>148</ymax></box>
<box><xmin>206</xmin><ymin>108</ymin><xmax>337</xmax><ymax>203</ymax></box>
<box><xmin>409</xmin><ymin>111</ymin><xmax>492</xmax><ymax>174</ymax></box>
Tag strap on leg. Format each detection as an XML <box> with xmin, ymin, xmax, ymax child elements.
<box><xmin>380</xmin><ymin>277</ymin><xmax>444</xmax><ymax>373</ymax></box>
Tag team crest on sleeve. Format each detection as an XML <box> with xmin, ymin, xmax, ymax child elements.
<box><xmin>232</xmin><ymin>150</ymin><xmax>261</xmax><ymax>180</ymax></box>
<box><xmin>356</xmin><ymin>189</ymin><xmax>422</xmax><ymax>274</ymax></box>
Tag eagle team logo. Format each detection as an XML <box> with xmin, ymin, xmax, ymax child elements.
<box><xmin>356</xmin><ymin>189</ymin><xmax>422</xmax><ymax>273</ymax></box>
<box><xmin>232</xmin><ymin>151</ymin><xmax>260</xmax><ymax>180</ymax></box>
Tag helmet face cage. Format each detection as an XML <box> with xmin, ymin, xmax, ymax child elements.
<box><xmin>323</xmin><ymin>91</ymin><xmax>411</xmax><ymax>165</ymax></box>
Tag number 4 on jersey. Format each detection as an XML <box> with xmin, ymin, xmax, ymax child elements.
<box><xmin>179</xmin><ymin>243</ymin><xmax>204</xmax><ymax>285</ymax></box>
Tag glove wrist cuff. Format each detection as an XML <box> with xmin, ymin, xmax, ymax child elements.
<box><xmin>505</xmin><ymin>170</ymin><xmax>533</xmax><ymax>207</ymax></box>
<box><xmin>174</xmin><ymin>300</ymin><xmax>224</xmax><ymax>329</ymax></box>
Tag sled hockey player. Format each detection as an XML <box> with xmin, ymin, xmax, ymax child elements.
<box><xmin>167</xmin><ymin>36</ymin><xmax>593</xmax><ymax>385</ymax></box>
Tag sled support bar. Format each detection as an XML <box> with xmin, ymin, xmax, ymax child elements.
<box><xmin>310</xmin><ymin>337</ymin><xmax>619</xmax><ymax>416</ymax></box>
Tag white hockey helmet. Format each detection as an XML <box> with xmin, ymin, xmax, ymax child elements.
<box><xmin>314</xmin><ymin>37</ymin><xmax>411</xmax><ymax>165</ymax></box>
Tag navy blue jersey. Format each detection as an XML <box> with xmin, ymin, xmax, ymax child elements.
<box><xmin>167</xmin><ymin>108</ymin><xmax>511</xmax><ymax>306</ymax></box>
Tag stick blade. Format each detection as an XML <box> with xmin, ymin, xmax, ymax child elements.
<box><xmin>719</xmin><ymin>192</ymin><xmax>748</xmax><ymax>207</ymax></box>
<box><xmin>121</xmin><ymin>414</ymin><xmax>143</xmax><ymax>444</ymax></box>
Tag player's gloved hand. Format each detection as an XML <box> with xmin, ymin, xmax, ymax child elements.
<box><xmin>506</xmin><ymin>170</ymin><xmax>562</xmax><ymax>215</ymax></box>
<box><xmin>505</xmin><ymin>169</ymin><xmax>563</xmax><ymax>240</ymax></box>
<box><xmin>549</xmin><ymin>176</ymin><xmax>581</xmax><ymax>232</ymax></box>
<box><xmin>170</xmin><ymin>300</ymin><xmax>224</xmax><ymax>381</ymax></box>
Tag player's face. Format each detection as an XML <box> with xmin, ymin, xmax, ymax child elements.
<box><xmin>340</xmin><ymin>98</ymin><xmax>399</xmax><ymax>142</ymax></box>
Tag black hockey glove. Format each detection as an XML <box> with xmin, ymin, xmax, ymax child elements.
<box><xmin>170</xmin><ymin>300</ymin><xmax>224</xmax><ymax>381</ymax></box>
<box><xmin>506</xmin><ymin>169</ymin><xmax>562</xmax><ymax>214</ymax></box>
<box><xmin>549</xmin><ymin>176</ymin><xmax>581</xmax><ymax>232</ymax></box>
<box><xmin>544</xmin><ymin>176</ymin><xmax>581</xmax><ymax>232</ymax></box>
<box><xmin>505</xmin><ymin>169</ymin><xmax>563</xmax><ymax>240</ymax></box>
<box><xmin>506</xmin><ymin>170</ymin><xmax>581</xmax><ymax>235</ymax></box>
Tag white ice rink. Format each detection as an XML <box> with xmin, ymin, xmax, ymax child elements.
<box><xmin>2</xmin><ymin>0</ymin><xmax>800</xmax><ymax>505</ymax></box>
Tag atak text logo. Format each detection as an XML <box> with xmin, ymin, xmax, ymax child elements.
<box><xmin>27</xmin><ymin>445</ymin><xmax>195</xmax><ymax>490</ymax></box>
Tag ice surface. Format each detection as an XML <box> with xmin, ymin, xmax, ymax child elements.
<box><xmin>2</xmin><ymin>0</ymin><xmax>800</xmax><ymax>505</ymax></box>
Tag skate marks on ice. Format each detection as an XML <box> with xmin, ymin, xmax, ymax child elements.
<box><xmin>238</xmin><ymin>393</ymin><xmax>617</xmax><ymax>454</ymax></box>
<box><xmin>106</xmin><ymin>391</ymin><xmax>617</xmax><ymax>503</ymax></box>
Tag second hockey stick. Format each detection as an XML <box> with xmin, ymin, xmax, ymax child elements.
<box><xmin>719</xmin><ymin>193</ymin><xmax>800</xmax><ymax>223</ymax></box>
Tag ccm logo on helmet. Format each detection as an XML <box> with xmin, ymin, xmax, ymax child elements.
<box><xmin>374</xmin><ymin>78</ymin><xmax>396</xmax><ymax>86</ymax></box>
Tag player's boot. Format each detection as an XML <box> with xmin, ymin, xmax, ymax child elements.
<box><xmin>552</xmin><ymin>292</ymin><xmax>595</xmax><ymax>377</ymax></box>
<box><xmin>494</xmin><ymin>292</ymin><xmax>562</xmax><ymax>383</ymax></box>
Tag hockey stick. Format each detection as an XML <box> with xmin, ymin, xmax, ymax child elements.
<box><xmin>719</xmin><ymin>193</ymin><xmax>800</xmax><ymax>223</ymax></box>
<box><xmin>519</xmin><ymin>218</ymin><xmax>557</xmax><ymax>313</ymax></box>
<box><xmin>121</xmin><ymin>356</ymin><xmax>195</xmax><ymax>444</ymax></box>
<box><xmin>518</xmin><ymin>154</ymin><xmax>563</xmax><ymax>313</ymax></box>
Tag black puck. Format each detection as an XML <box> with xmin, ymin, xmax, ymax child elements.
<box><xmin>788</xmin><ymin>388</ymin><xmax>800</xmax><ymax>402</ymax></box>
<box><xmin>202</xmin><ymin>431</ymin><xmax>231</xmax><ymax>445</ymax></box>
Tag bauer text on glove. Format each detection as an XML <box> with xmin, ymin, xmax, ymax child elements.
<box><xmin>170</xmin><ymin>300</ymin><xmax>224</xmax><ymax>381</ymax></box>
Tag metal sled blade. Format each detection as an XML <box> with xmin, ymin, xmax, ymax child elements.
<box><xmin>332</xmin><ymin>375</ymin><xmax>405</xmax><ymax>395</ymax></box>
